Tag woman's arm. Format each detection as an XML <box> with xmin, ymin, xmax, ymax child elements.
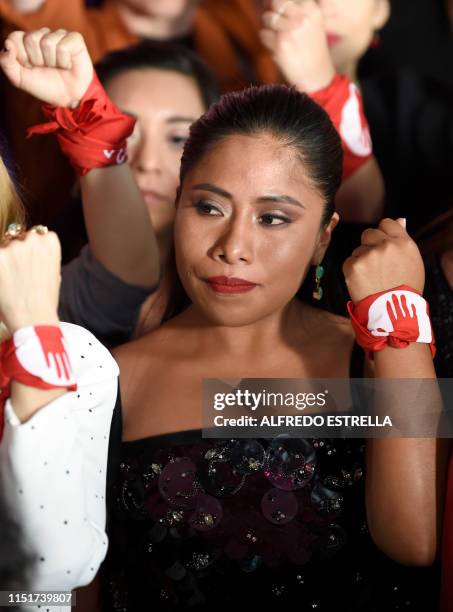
<box><xmin>0</xmin><ymin>228</ymin><xmax>119</xmax><ymax>592</ymax></box>
<box><xmin>80</xmin><ymin>164</ymin><xmax>160</xmax><ymax>287</ymax></box>
<box><xmin>0</xmin><ymin>29</ymin><xmax>161</xmax><ymax>289</ymax></box>
<box><xmin>0</xmin><ymin>30</ymin><xmax>161</xmax><ymax>343</ymax></box>
<box><xmin>366</xmin><ymin>345</ymin><xmax>448</xmax><ymax>566</ymax></box>
<box><xmin>344</xmin><ymin>218</ymin><xmax>448</xmax><ymax>565</ymax></box>
<box><xmin>1</xmin><ymin>322</ymin><xmax>119</xmax><ymax>590</ymax></box>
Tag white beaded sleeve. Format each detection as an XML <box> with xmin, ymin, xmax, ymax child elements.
<box><xmin>0</xmin><ymin>322</ymin><xmax>119</xmax><ymax>609</ymax></box>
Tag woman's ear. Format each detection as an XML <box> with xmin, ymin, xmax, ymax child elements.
<box><xmin>311</xmin><ymin>212</ymin><xmax>340</xmax><ymax>265</ymax></box>
<box><xmin>372</xmin><ymin>0</ymin><xmax>391</xmax><ymax>31</ymax></box>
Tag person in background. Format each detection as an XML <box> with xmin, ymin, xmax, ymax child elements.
<box><xmin>0</xmin><ymin>152</ymin><xmax>120</xmax><ymax>611</ymax></box>
<box><xmin>0</xmin><ymin>29</ymin><xmax>162</xmax><ymax>348</ymax></box>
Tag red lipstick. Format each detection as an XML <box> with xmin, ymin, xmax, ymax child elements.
<box><xmin>206</xmin><ymin>276</ymin><xmax>257</xmax><ymax>294</ymax></box>
<box><xmin>326</xmin><ymin>33</ymin><xmax>342</xmax><ymax>47</ymax></box>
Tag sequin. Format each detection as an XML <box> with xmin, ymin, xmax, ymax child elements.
<box><xmin>230</xmin><ymin>439</ymin><xmax>266</xmax><ymax>474</ymax></box>
<box><xmin>190</xmin><ymin>494</ymin><xmax>223</xmax><ymax>532</ymax></box>
<box><xmin>261</xmin><ymin>488</ymin><xmax>298</xmax><ymax>525</ymax></box>
<box><xmin>310</xmin><ymin>482</ymin><xmax>344</xmax><ymax>516</ymax></box>
<box><xmin>316</xmin><ymin>524</ymin><xmax>347</xmax><ymax>559</ymax></box>
<box><xmin>264</xmin><ymin>437</ymin><xmax>317</xmax><ymax>490</ymax></box>
<box><xmin>158</xmin><ymin>457</ymin><xmax>199</xmax><ymax>509</ymax></box>
<box><xmin>198</xmin><ymin>451</ymin><xmax>245</xmax><ymax>497</ymax></box>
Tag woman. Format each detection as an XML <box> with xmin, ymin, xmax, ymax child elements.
<box><xmin>1</xmin><ymin>29</ymin><xmax>164</xmax><ymax>348</ymax></box>
<box><xmin>104</xmin><ymin>89</ymin><xmax>442</xmax><ymax>610</ymax></box>
<box><xmin>0</xmin><ymin>153</ymin><xmax>119</xmax><ymax>611</ymax></box>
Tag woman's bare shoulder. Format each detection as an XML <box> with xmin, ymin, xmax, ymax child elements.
<box><xmin>112</xmin><ymin>319</ymin><xmax>186</xmax><ymax>376</ymax></box>
<box><xmin>300</xmin><ymin>303</ymin><xmax>354</xmax><ymax>344</ymax></box>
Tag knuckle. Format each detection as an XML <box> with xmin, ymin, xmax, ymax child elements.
<box><xmin>40</xmin><ymin>36</ymin><xmax>54</xmax><ymax>49</ymax></box>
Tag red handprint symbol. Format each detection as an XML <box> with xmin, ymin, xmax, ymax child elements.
<box><xmin>377</xmin><ymin>294</ymin><xmax>420</xmax><ymax>345</ymax></box>
<box><xmin>34</xmin><ymin>326</ymin><xmax>74</xmax><ymax>383</ymax></box>
<box><xmin>13</xmin><ymin>326</ymin><xmax>76</xmax><ymax>388</ymax></box>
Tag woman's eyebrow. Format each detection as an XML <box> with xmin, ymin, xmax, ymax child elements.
<box><xmin>256</xmin><ymin>194</ymin><xmax>305</xmax><ymax>209</ymax></box>
<box><xmin>192</xmin><ymin>183</ymin><xmax>232</xmax><ymax>199</ymax></box>
<box><xmin>167</xmin><ymin>116</ymin><xmax>197</xmax><ymax>124</ymax></box>
<box><xmin>191</xmin><ymin>185</ymin><xmax>306</xmax><ymax>209</ymax></box>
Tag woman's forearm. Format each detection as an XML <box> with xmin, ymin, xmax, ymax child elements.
<box><xmin>80</xmin><ymin>164</ymin><xmax>160</xmax><ymax>287</ymax></box>
<box><xmin>366</xmin><ymin>343</ymin><xmax>448</xmax><ymax>565</ymax></box>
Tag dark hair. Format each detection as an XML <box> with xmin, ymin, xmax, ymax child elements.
<box><xmin>95</xmin><ymin>40</ymin><xmax>219</xmax><ymax>110</ymax></box>
<box><xmin>179</xmin><ymin>84</ymin><xmax>343</xmax><ymax>224</ymax></box>
<box><xmin>415</xmin><ymin>208</ymin><xmax>453</xmax><ymax>257</ymax></box>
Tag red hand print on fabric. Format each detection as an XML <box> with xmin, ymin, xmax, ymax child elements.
<box><xmin>376</xmin><ymin>293</ymin><xmax>420</xmax><ymax>348</ymax></box>
<box><xmin>12</xmin><ymin>326</ymin><xmax>76</xmax><ymax>387</ymax></box>
<box><xmin>0</xmin><ymin>325</ymin><xmax>77</xmax><ymax>442</ymax></box>
<box><xmin>347</xmin><ymin>285</ymin><xmax>436</xmax><ymax>358</ymax></box>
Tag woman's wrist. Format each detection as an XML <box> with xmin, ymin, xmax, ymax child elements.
<box><xmin>5</xmin><ymin>310</ymin><xmax>60</xmax><ymax>334</ymax></box>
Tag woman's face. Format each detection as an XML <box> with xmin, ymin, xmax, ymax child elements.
<box><xmin>105</xmin><ymin>68</ymin><xmax>205</xmax><ymax>249</ymax></box>
<box><xmin>318</xmin><ymin>0</ymin><xmax>390</xmax><ymax>74</ymax></box>
<box><xmin>174</xmin><ymin>134</ymin><xmax>338</xmax><ymax>327</ymax></box>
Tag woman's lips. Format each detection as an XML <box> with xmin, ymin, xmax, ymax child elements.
<box><xmin>326</xmin><ymin>33</ymin><xmax>342</xmax><ymax>47</ymax></box>
<box><xmin>141</xmin><ymin>190</ymin><xmax>170</xmax><ymax>205</ymax></box>
<box><xmin>205</xmin><ymin>276</ymin><xmax>257</xmax><ymax>294</ymax></box>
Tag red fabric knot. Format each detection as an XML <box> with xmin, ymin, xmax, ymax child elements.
<box><xmin>27</xmin><ymin>72</ymin><xmax>136</xmax><ymax>176</ymax></box>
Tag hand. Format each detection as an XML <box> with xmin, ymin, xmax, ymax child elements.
<box><xmin>0</xmin><ymin>28</ymin><xmax>93</xmax><ymax>107</ymax></box>
<box><xmin>0</xmin><ymin>229</ymin><xmax>62</xmax><ymax>333</ymax></box>
<box><xmin>343</xmin><ymin>218</ymin><xmax>425</xmax><ymax>303</ymax></box>
<box><xmin>260</xmin><ymin>0</ymin><xmax>335</xmax><ymax>93</ymax></box>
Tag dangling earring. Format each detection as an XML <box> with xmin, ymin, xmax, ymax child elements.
<box><xmin>313</xmin><ymin>263</ymin><xmax>324</xmax><ymax>301</ymax></box>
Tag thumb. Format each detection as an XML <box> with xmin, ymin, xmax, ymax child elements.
<box><xmin>396</xmin><ymin>217</ymin><xmax>407</xmax><ymax>230</ymax></box>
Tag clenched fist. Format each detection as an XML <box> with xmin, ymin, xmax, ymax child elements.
<box><xmin>0</xmin><ymin>230</ymin><xmax>61</xmax><ymax>333</ymax></box>
<box><xmin>0</xmin><ymin>28</ymin><xmax>93</xmax><ymax>107</ymax></box>
<box><xmin>260</xmin><ymin>0</ymin><xmax>335</xmax><ymax>93</ymax></box>
<box><xmin>343</xmin><ymin>219</ymin><xmax>425</xmax><ymax>303</ymax></box>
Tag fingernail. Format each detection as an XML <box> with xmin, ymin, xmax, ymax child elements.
<box><xmin>397</xmin><ymin>217</ymin><xmax>406</xmax><ymax>229</ymax></box>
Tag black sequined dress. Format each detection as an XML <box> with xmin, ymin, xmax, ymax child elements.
<box><xmin>102</xmin><ymin>347</ymin><xmax>439</xmax><ymax>611</ymax></box>
<box><xmin>424</xmin><ymin>254</ymin><xmax>453</xmax><ymax>378</ymax></box>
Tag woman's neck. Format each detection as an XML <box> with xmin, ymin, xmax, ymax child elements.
<box><xmin>114</xmin><ymin>0</ymin><xmax>197</xmax><ymax>40</ymax></box>
<box><xmin>178</xmin><ymin>299</ymin><xmax>306</xmax><ymax>359</ymax></box>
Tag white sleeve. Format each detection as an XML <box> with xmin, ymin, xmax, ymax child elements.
<box><xmin>0</xmin><ymin>322</ymin><xmax>119</xmax><ymax>593</ymax></box>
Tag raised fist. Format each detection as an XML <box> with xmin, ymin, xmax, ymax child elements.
<box><xmin>260</xmin><ymin>0</ymin><xmax>335</xmax><ymax>93</ymax></box>
<box><xmin>343</xmin><ymin>219</ymin><xmax>425</xmax><ymax>303</ymax></box>
<box><xmin>0</xmin><ymin>28</ymin><xmax>93</xmax><ymax>107</ymax></box>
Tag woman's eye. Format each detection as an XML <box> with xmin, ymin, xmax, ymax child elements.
<box><xmin>259</xmin><ymin>213</ymin><xmax>291</xmax><ymax>226</ymax></box>
<box><xmin>170</xmin><ymin>135</ymin><xmax>189</xmax><ymax>146</ymax></box>
<box><xmin>193</xmin><ymin>201</ymin><xmax>222</xmax><ymax>216</ymax></box>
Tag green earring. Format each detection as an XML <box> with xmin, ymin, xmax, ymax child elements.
<box><xmin>313</xmin><ymin>263</ymin><xmax>324</xmax><ymax>301</ymax></box>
